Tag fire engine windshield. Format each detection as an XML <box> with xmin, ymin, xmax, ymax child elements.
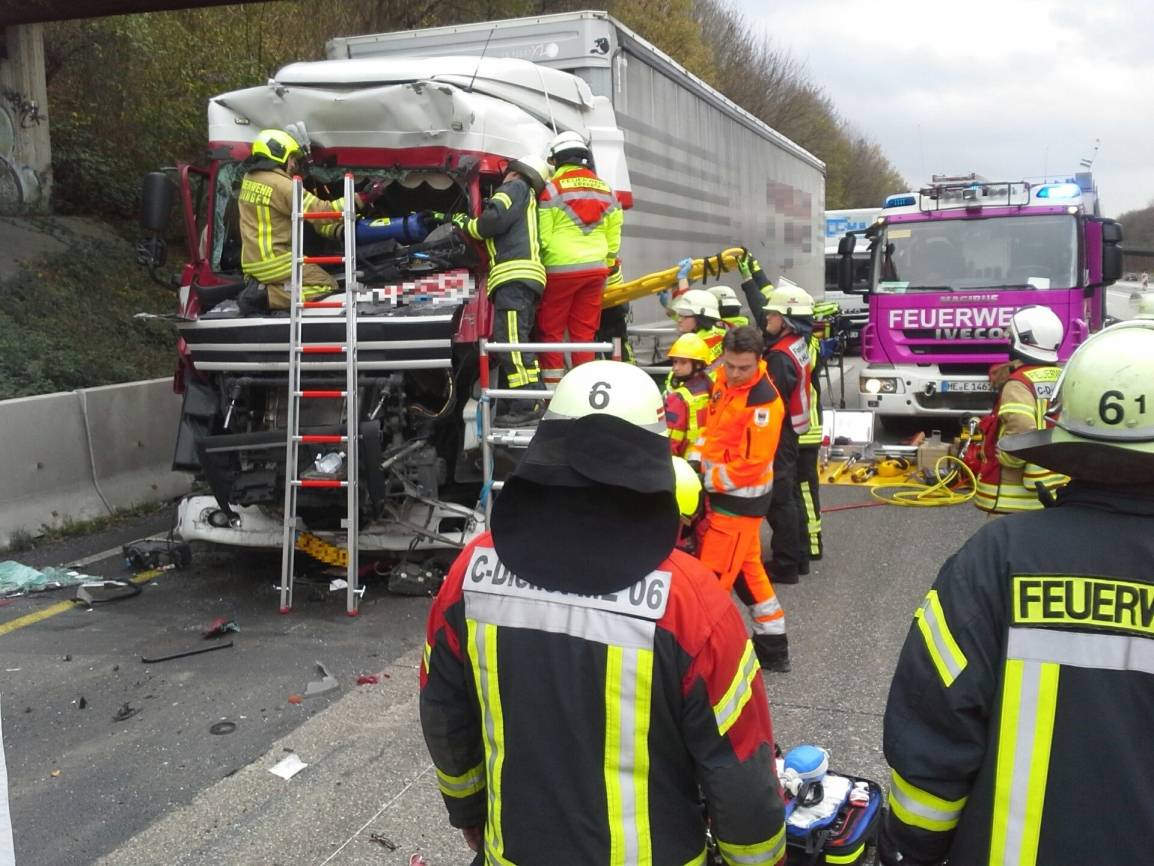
<box><xmin>873</xmin><ymin>214</ymin><xmax>1078</xmax><ymax>293</ymax></box>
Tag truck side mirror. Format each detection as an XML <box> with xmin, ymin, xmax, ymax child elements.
<box><xmin>837</xmin><ymin>234</ymin><xmax>856</xmax><ymax>292</ymax></box>
<box><xmin>137</xmin><ymin>171</ymin><xmax>176</xmax><ymax>285</ymax></box>
<box><xmin>141</xmin><ymin>171</ymin><xmax>175</xmax><ymax>235</ymax></box>
<box><xmin>1101</xmin><ymin>219</ymin><xmax>1123</xmax><ymax>284</ymax></box>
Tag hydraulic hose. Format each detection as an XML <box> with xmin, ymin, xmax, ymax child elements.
<box><xmin>868</xmin><ymin>455</ymin><xmax>977</xmax><ymax>508</ymax></box>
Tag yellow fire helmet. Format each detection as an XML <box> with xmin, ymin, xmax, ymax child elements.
<box><xmin>667</xmin><ymin>332</ymin><xmax>712</xmax><ymax>365</ymax></box>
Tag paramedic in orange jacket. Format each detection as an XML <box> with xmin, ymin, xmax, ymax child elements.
<box><xmin>689</xmin><ymin>325</ymin><xmax>790</xmax><ymax>671</ymax></box>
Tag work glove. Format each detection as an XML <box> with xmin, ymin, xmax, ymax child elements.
<box><xmin>738</xmin><ymin>251</ymin><xmax>758</xmax><ymax>279</ymax></box>
<box><xmin>451</xmin><ymin>212</ymin><xmax>471</xmax><ymax>230</ymax></box>
<box><xmin>657</xmin><ymin>288</ymin><xmax>671</xmax><ymax>309</ymax></box>
<box><xmin>358</xmin><ymin>178</ymin><xmax>389</xmax><ymax>207</ymax></box>
<box><xmin>676</xmin><ymin>257</ymin><xmax>694</xmax><ymax>281</ymax></box>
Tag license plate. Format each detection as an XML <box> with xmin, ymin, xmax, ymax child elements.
<box><xmin>940</xmin><ymin>380</ymin><xmax>992</xmax><ymax>393</ymax></box>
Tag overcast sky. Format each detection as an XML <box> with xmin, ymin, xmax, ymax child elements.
<box><xmin>732</xmin><ymin>0</ymin><xmax>1154</xmax><ymax>217</ymax></box>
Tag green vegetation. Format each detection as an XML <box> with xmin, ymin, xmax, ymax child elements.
<box><xmin>0</xmin><ymin>224</ymin><xmax>176</xmax><ymax>399</ymax></box>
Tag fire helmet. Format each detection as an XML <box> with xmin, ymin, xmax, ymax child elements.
<box><xmin>667</xmin><ymin>333</ymin><xmax>712</xmax><ymax>365</ymax></box>
<box><xmin>507</xmin><ymin>155</ymin><xmax>551</xmax><ymax>195</ymax></box>
<box><xmin>252</xmin><ymin>129</ymin><xmax>303</xmax><ymax>166</ymax></box>
<box><xmin>671</xmin><ymin>289</ymin><xmax>720</xmax><ymax>320</ymax></box>
<box><xmin>1009</xmin><ymin>305</ymin><xmax>1064</xmax><ymax>364</ymax></box>
<box><xmin>1002</xmin><ymin>320</ymin><xmax>1154</xmax><ymax>483</ymax></box>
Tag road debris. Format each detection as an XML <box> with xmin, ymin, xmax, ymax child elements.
<box><xmin>0</xmin><ymin>561</ymin><xmax>97</xmax><ymax>597</ymax></box>
<box><xmin>141</xmin><ymin>641</ymin><xmax>234</xmax><ymax>664</ymax></box>
<box><xmin>77</xmin><ymin>697</ymin><xmax>87</xmax><ymax>710</ymax></box>
<box><xmin>112</xmin><ymin>702</ymin><xmax>140</xmax><ymax>722</ymax></box>
<box><xmin>287</xmin><ymin>694</ymin><xmax>303</xmax><ymax>705</ymax></box>
<box><xmin>209</xmin><ymin>721</ymin><xmax>236</xmax><ymax>735</ymax></box>
<box><xmin>303</xmin><ymin>662</ymin><xmax>339</xmax><ymax>699</ymax></box>
<box><xmin>203</xmin><ymin>617</ymin><xmax>239</xmax><ymax>639</ymax></box>
<box><xmin>355</xmin><ymin>674</ymin><xmax>380</xmax><ymax>686</ymax></box>
<box><xmin>268</xmin><ymin>753</ymin><xmax>308</xmax><ymax>780</ymax></box>
<box><xmin>369</xmin><ymin>833</ymin><xmax>398</xmax><ymax>850</ymax></box>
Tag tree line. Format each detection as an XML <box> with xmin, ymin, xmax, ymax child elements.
<box><xmin>44</xmin><ymin>0</ymin><xmax>906</xmax><ymax>218</ymax></box>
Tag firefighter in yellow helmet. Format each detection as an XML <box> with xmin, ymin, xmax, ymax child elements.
<box><xmin>663</xmin><ymin>332</ymin><xmax>713</xmax><ymax>458</ymax></box>
<box><xmin>420</xmin><ymin>360</ymin><xmax>787</xmax><ymax>866</ymax></box>
<box><xmin>880</xmin><ymin>321</ymin><xmax>1154</xmax><ymax>866</ymax></box>
<box><xmin>236</xmin><ymin>127</ymin><xmax>385</xmax><ymax>312</ymax></box>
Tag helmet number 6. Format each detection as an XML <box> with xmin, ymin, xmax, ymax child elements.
<box><xmin>589</xmin><ymin>381</ymin><xmax>612</xmax><ymax>410</ymax></box>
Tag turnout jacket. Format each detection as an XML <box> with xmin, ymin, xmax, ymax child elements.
<box><xmin>464</xmin><ymin>176</ymin><xmax>545</xmax><ymax>294</ymax></box>
<box><xmin>883</xmin><ymin>482</ymin><xmax>1154</xmax><ymax>866</ymax></box>
<box><xmin>688</xmin><ymin>362</ymin><xmax>784</xmax><ymax>517</ymax></box>
<box><xmin>974</xmin><ymin>363</ymin><xmax>1068</xmax><ymax>513</ymax></box>
<box><xmin>765</xmin><ymin>333</ymin><xmax>812</xmax><ymax>435</ymax></box>
<box><xmin>237</xmin><ymin>167</ymin><xmax>352</xmax><ymax>287</ymax></box>
<box><xmin>538</xmin><ymin>164</ymin><xmax>623</xmax><ymax>274</ymax></box>
<box><xmin>664</xmin><ymin>370</ymin><xmax>712</xmax><ymax>458</ymax></box>
<box><xmin>421</xmin><ymin>533</ymin><xmax>786</xmax><ymax>866</ymax></box>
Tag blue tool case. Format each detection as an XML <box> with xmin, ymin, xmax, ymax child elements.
<box><xmin>784</xmin><ymin>771</ymin><xmax>884</xmax><ymax>866</ymax></box>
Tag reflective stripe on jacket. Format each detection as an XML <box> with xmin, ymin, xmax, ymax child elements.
<box><xmin>688</xmin><ymin>361</ymin><xmax>784</xmax><ymax>517</ymax></box>
<box><xmin>421</xmin><ymin>535</ymin><xmax>787</xmax><ymax>866</ymax></box>
<box><xmin>975</xmin><ymin>365</ymin><xmax>1067</xmax><ymax>513</ymax></box>
<box><xmin>767</xmin><ymin>333</ymin><xmax>813</xmax><ymax>434</ymax></box>
<box><xmin>883</xmin><ymin>483</ymin><xmax>1154</xmax><ymax>866</ymax></box>
<box><xmin>798</xmin><ymin>333</ymin><xmax>824</xmax><ymax>447</ymax></box>
<box><xmin>664</xmin><ymin>372</ymin><xmax>712</xmax><ymax>458</ymax></box>
<box><xmin>538</xmin><ymin>164</ymin><xmax>623</xmax><ymax>273</ymax></box>
<box><xmin>238</xmin><ymin>167</ymin><xmax>350</xmax><ymax>286</ymax></box>
<box><xmin>464</xmin><ymin>176</ymin><xmax>545</xmax><ymax>294</ymax></box>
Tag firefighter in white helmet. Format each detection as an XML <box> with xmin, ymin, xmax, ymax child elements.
<box><xmin>708</xmin><ymin>285</ymin><xmax>749</xmax><ymax>328</ymax></box>
<box><xmin>420</xmin><ymin>360</ymin><xmax>786</xmax><ymax>865</ymax></box>
<box><xmin>881</xmin><ymin>320</ymin><xmax>1154</xmax><ymax>866</ymax></box>
<box><xmin>670</xmin><ymin>289</ymin><xmax>727</xmax><ymax>366</ymax></box>
<box><xmin>535</xmin><ymin>132</ymin><xmax>624</xmax><ymax>385</ymax></box>
<box><xmin>973</xmin><ymin>304</ymin><xmax>1068</xmax><ymax>513</ymax></box>
<box><xmin>453</xmin><ymin>155</ymin><xmax>552</xmax><ymax>427</ymax></box>
<box><xmin>757</xmin><ymin>284</ymin><xmax>815</xmax><ymax>585</ymax></box>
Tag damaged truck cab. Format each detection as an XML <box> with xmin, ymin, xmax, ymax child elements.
<box><xmin>138</xmin><ymin>55</ymin><xmax>630</xmax><ymax>552</ymax></box>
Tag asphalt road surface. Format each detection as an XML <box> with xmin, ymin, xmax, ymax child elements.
<box><xmin>4</xmin><ymin>288</ymin><xmax>1147</xmax><ymax>865</ymax></box>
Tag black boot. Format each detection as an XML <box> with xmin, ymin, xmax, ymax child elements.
<box><xmin>494</xmin><ymin>399</ymin><xmax>544</xmax><ymax>428</ymax></box>
<box><xmin>752</xmin><ymin>633</ymin><xmax>791</xmax><ymax>672</ymax></box>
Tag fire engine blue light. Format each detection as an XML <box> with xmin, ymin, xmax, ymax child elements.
<box><xmin>1036</xmin><ymin>183</ymin><xmax>1081</xmax><ymax>200</ymax></box>
<box><xmin>884</xmin><ymin>194</ymin><xmax>916</xmax><ymax>208</ymax></box>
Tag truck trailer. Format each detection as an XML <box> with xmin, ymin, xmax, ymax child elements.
<box><xmin>137</xmin><ymin>10</ymin><xmax>825</xmax><ymax>560</ymax></box>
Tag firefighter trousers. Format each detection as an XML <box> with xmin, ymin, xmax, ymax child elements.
<box><xmin>266</xmin><ymin>263</ymin><xmax>338</xmax><ymax>310</ymax></box>
<box><xmin>797</xmin><ymin>445</ymin><xmax>823</xmax><ymax>564</ymax></box>
<box><xmin>765</xmin><ymin>428</ymin><xmax>803</xmax><ymax>582</ymax></box>
<box><xmin>490</xmin><ymin>281</ymin><xmax>542</xmax><ymax>388</ymax></box>
<box><xmin>698</xmin><ymin>510</ymin><xmax>785</xmax><ymax>636</ymax></box>
<box><xmin>596</xmin><ymin>302</ymin><xmax>634</xmax><ymax>363</ymax></box>
<box><xmin>536</xmin><ymin>268</ymin><xmax>607</xmax><ymax>383</ymax></box>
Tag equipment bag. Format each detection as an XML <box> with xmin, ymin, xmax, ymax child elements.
<box><xmin>782</xmin><ymin>762</ymin><xmax>883</xmax><ymax>866</ymax></box>
<box><xmin>784</xmin><ymin>771</ymin><xmax>881</xmax><ymax>866</ymax></box>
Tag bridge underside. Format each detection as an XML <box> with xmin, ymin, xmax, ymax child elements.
<box><xmin>2</xmin><ymin>0</ymin><xmax>270</xmax><ymax>27</ymax></box>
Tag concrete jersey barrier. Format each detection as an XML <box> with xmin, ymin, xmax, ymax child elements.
<box><xmin>0</xmin><ymin>378</ymin><xmax>191</xmax><ymax>548</ymax></box>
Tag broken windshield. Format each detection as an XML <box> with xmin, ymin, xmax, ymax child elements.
<box><xmin>873</xmin><ymin>214</ymin><xmax>1078</xmax><ymax>293</ymax></box>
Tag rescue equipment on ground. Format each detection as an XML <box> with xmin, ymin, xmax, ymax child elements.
<box><xmin>777</xmin><ymin>745</ymin><xmax>884</xmax><ymax>866</ymax></box>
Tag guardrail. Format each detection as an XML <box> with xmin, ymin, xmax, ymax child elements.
<box><xmin>0</xmin><ymin>379</ymin><xmax>192</xmax><ymax>548</ymax></box>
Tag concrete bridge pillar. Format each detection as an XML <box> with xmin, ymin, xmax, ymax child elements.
<box><xmin>0</xmin><ymin>24</ymin><xmax>52</xmax><ymax>214</ymax></box>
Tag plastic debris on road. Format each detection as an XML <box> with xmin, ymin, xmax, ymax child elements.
<box><xmin>0</xmin><ymin>561</ymin><xmax>97</xmax><ymax>597</ymax></box>
<box><xmin>303</xmin><ymin>662</ymin><xmax>339</xmax><ymax>698</ymax></box>
<box><xmin>268</xmin><ymin>753</ymin><xmax>308</xmax><ymax>780</ymax></box>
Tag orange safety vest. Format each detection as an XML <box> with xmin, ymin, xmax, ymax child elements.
<box><xmin>688</xmin><ymin>361</ymin><xmax>784</xmax><ymax>517</ymax></box>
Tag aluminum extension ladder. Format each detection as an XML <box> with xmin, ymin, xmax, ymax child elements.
<box><xmin>279</xmin><ymin>174</ymin><xmax>362</xmax><ymax>616</ymax></box>
<box><xmin>478</xmin><ymin>337</ymin><xmax>618</xmax><ymax>523</ymax></box>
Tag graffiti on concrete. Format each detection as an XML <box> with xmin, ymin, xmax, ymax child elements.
<box><xmin>0</xmin><ymin>87</ymin><xmax>47</xmax><ymax>212</ymax></box>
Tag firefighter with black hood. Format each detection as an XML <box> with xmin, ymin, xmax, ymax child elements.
<box><xmin>420</xmin><ymin>360</ymin><xmax>787</xmax><ymax>866</ymax></box>
<box><xmin>880</xmin><ymin>320</ymin><xmax>1154</xmax><ymax>866</ymax></box>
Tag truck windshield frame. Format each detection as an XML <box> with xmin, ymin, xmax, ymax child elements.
<box><xmin>872</xmin><ymin>213</ymin><xmax>1079</xmax><ymax>294</ymax></box>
